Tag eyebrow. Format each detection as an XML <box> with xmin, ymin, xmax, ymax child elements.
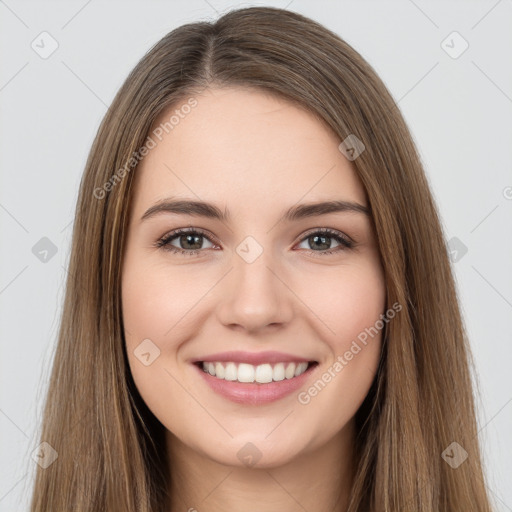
<box><xmin>140</xmin><ymin>198</ymin><xmax>370</xmax><ymax>223</ymax></box>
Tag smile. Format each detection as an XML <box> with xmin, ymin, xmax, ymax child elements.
<box><xmin>199</xmin><ymin>361</ymin><xmax>312</xmax><ymax>384</ymax></box>
<box><xmin>193</xmin><ymin>359</ymin><xmax>319</xmax><ymax>405</ymax></box>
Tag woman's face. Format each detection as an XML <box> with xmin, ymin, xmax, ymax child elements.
<box><xmin>122</xmin><ymin>86</ymin><xmax>386</xmax><ymax>468</ymax></box>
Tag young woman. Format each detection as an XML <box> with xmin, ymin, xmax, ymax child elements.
<box><xmin>29</xmin><ymin>6</ymin><xmax>493</xmax><ymax>511</ymax></box>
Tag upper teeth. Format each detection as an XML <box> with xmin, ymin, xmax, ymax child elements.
<box><xmin>202</xmin><ymin>361</ymin><xmax>309</xmax><ymax>383</ymax></box>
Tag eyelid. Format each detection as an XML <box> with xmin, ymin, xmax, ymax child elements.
<box><xmin>156</xmin><ymin>226</ymin><xmax>220</xmax><ymax>250</ymax></box>
<box><xmin>161</xmin><ymin>226</ymin><xmax>219</xmax><ymax>243</ymax></box>
<box><xmin>298</xmin><ymin>227</ymin><xmax>354</xmax><ymax>245</ymax></box>
<box><xmin>155</xmin><ymin>226</ymin><xmax>355</xmax><ymax>255</ymax></box>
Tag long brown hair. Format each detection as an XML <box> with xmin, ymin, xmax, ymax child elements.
<box><xmin>29</xmin><ymin>6</ymin><xmax>493</xmax><ymax>511</ymax></box>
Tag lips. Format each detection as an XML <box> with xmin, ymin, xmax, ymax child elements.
<box><xmin>192</xmin><ymin>350</ymin><xmax>314</xmax><ymax>366</ymax></box>
<box><xmin>191</xmin><ymin>351</ymin><xmax>319</xmax><ymax>404</ymax></box>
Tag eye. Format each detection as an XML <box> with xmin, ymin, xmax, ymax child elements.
<box><xmin>294</xmin><ymin>228</ymin><xmax>354</xmax><ymax>256</ymax></box>
<box><xmin>155</xmin><ymin>227</ymin><xmax>217</xmax><ymax>256</ymax></box>
<box><xmin>155</xmin><ymin>227</ymin><xmax>354</xmax><ymax>257</ymax></box>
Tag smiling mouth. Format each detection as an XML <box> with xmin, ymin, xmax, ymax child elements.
<box><xmin>195</xmin><ymin>361</ymin><xmax>318</xmax><ymax>384</ymax></box>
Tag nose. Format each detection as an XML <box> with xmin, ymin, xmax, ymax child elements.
<box><xmin>216</xmin><ymin>245</ymin><xmax>294</xmax><ymax>333</ymax></box>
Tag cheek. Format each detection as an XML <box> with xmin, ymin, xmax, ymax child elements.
<box><xmin>293</xmin><ymin>259</ymin><xmax>386</xmax><ymax>435</ymax></box>
<box><xmin>121</xmin><ymin>257</ymin><xmax>207</xmax><ymax>343</ymax></box>
<box><xmin>294</xmin><ymin>254</ymin><xmax>386</xmax><ymax>347</ymax></box>
<box><xmin>121</xmin><ymin>257</ymin><xmax>180</xmax><ymax>387</ymax></box>
<box><xmin>121</xmin><ymin>256</ymin><xmax>219</xmax><ymax>414</ymax></box>
<box><xmin>330</xmin><ymin>267</ymin><xmax>386</xmax><ymax>354</ymax></box>
<box><xmin>121</xmin><ymin>258</ymin><xmax>192</xmax><ymax>432</ymax></box>
<box><xmin>122</xmin><ymin>271</ymin><xmax>172</xmax><ymax>339</ymax></box>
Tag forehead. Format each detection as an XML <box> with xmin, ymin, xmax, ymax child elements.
<box><xmin>132</xmin><ymin>86</ymin><xmax>367</xmax><ymax>215</ymax></box>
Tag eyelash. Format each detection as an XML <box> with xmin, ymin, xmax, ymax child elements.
<box><xmin>154</xmin><ymin>227</ymin><xmax>355</xmax><ymax>257</ymax></box>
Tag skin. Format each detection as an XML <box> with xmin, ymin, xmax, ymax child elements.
<box><xmin>121</xmin><ymin>86</ymin><xmax>386</xmax><ymax>512</ymax></box>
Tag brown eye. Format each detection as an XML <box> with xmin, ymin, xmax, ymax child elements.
<box><xmin>296</xmin><ymin>229</ymin><xmax>354</xmax><ymax>256</ymax></box>
<box><xmin>156</xmin><ymin>228</ymin><xmax>215</xmax><ymax>255</ymax></box>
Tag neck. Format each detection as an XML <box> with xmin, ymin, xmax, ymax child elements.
<box><xmin>165</xmin><ymin>420</ymin><xmax>356</xmax><ymax>512</ymax></box>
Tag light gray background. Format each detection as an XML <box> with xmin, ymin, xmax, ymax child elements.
<box><xmin>1</xmin><ymin>0</ymin><xmax>511</xmax><ymax>510</ymax></box>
